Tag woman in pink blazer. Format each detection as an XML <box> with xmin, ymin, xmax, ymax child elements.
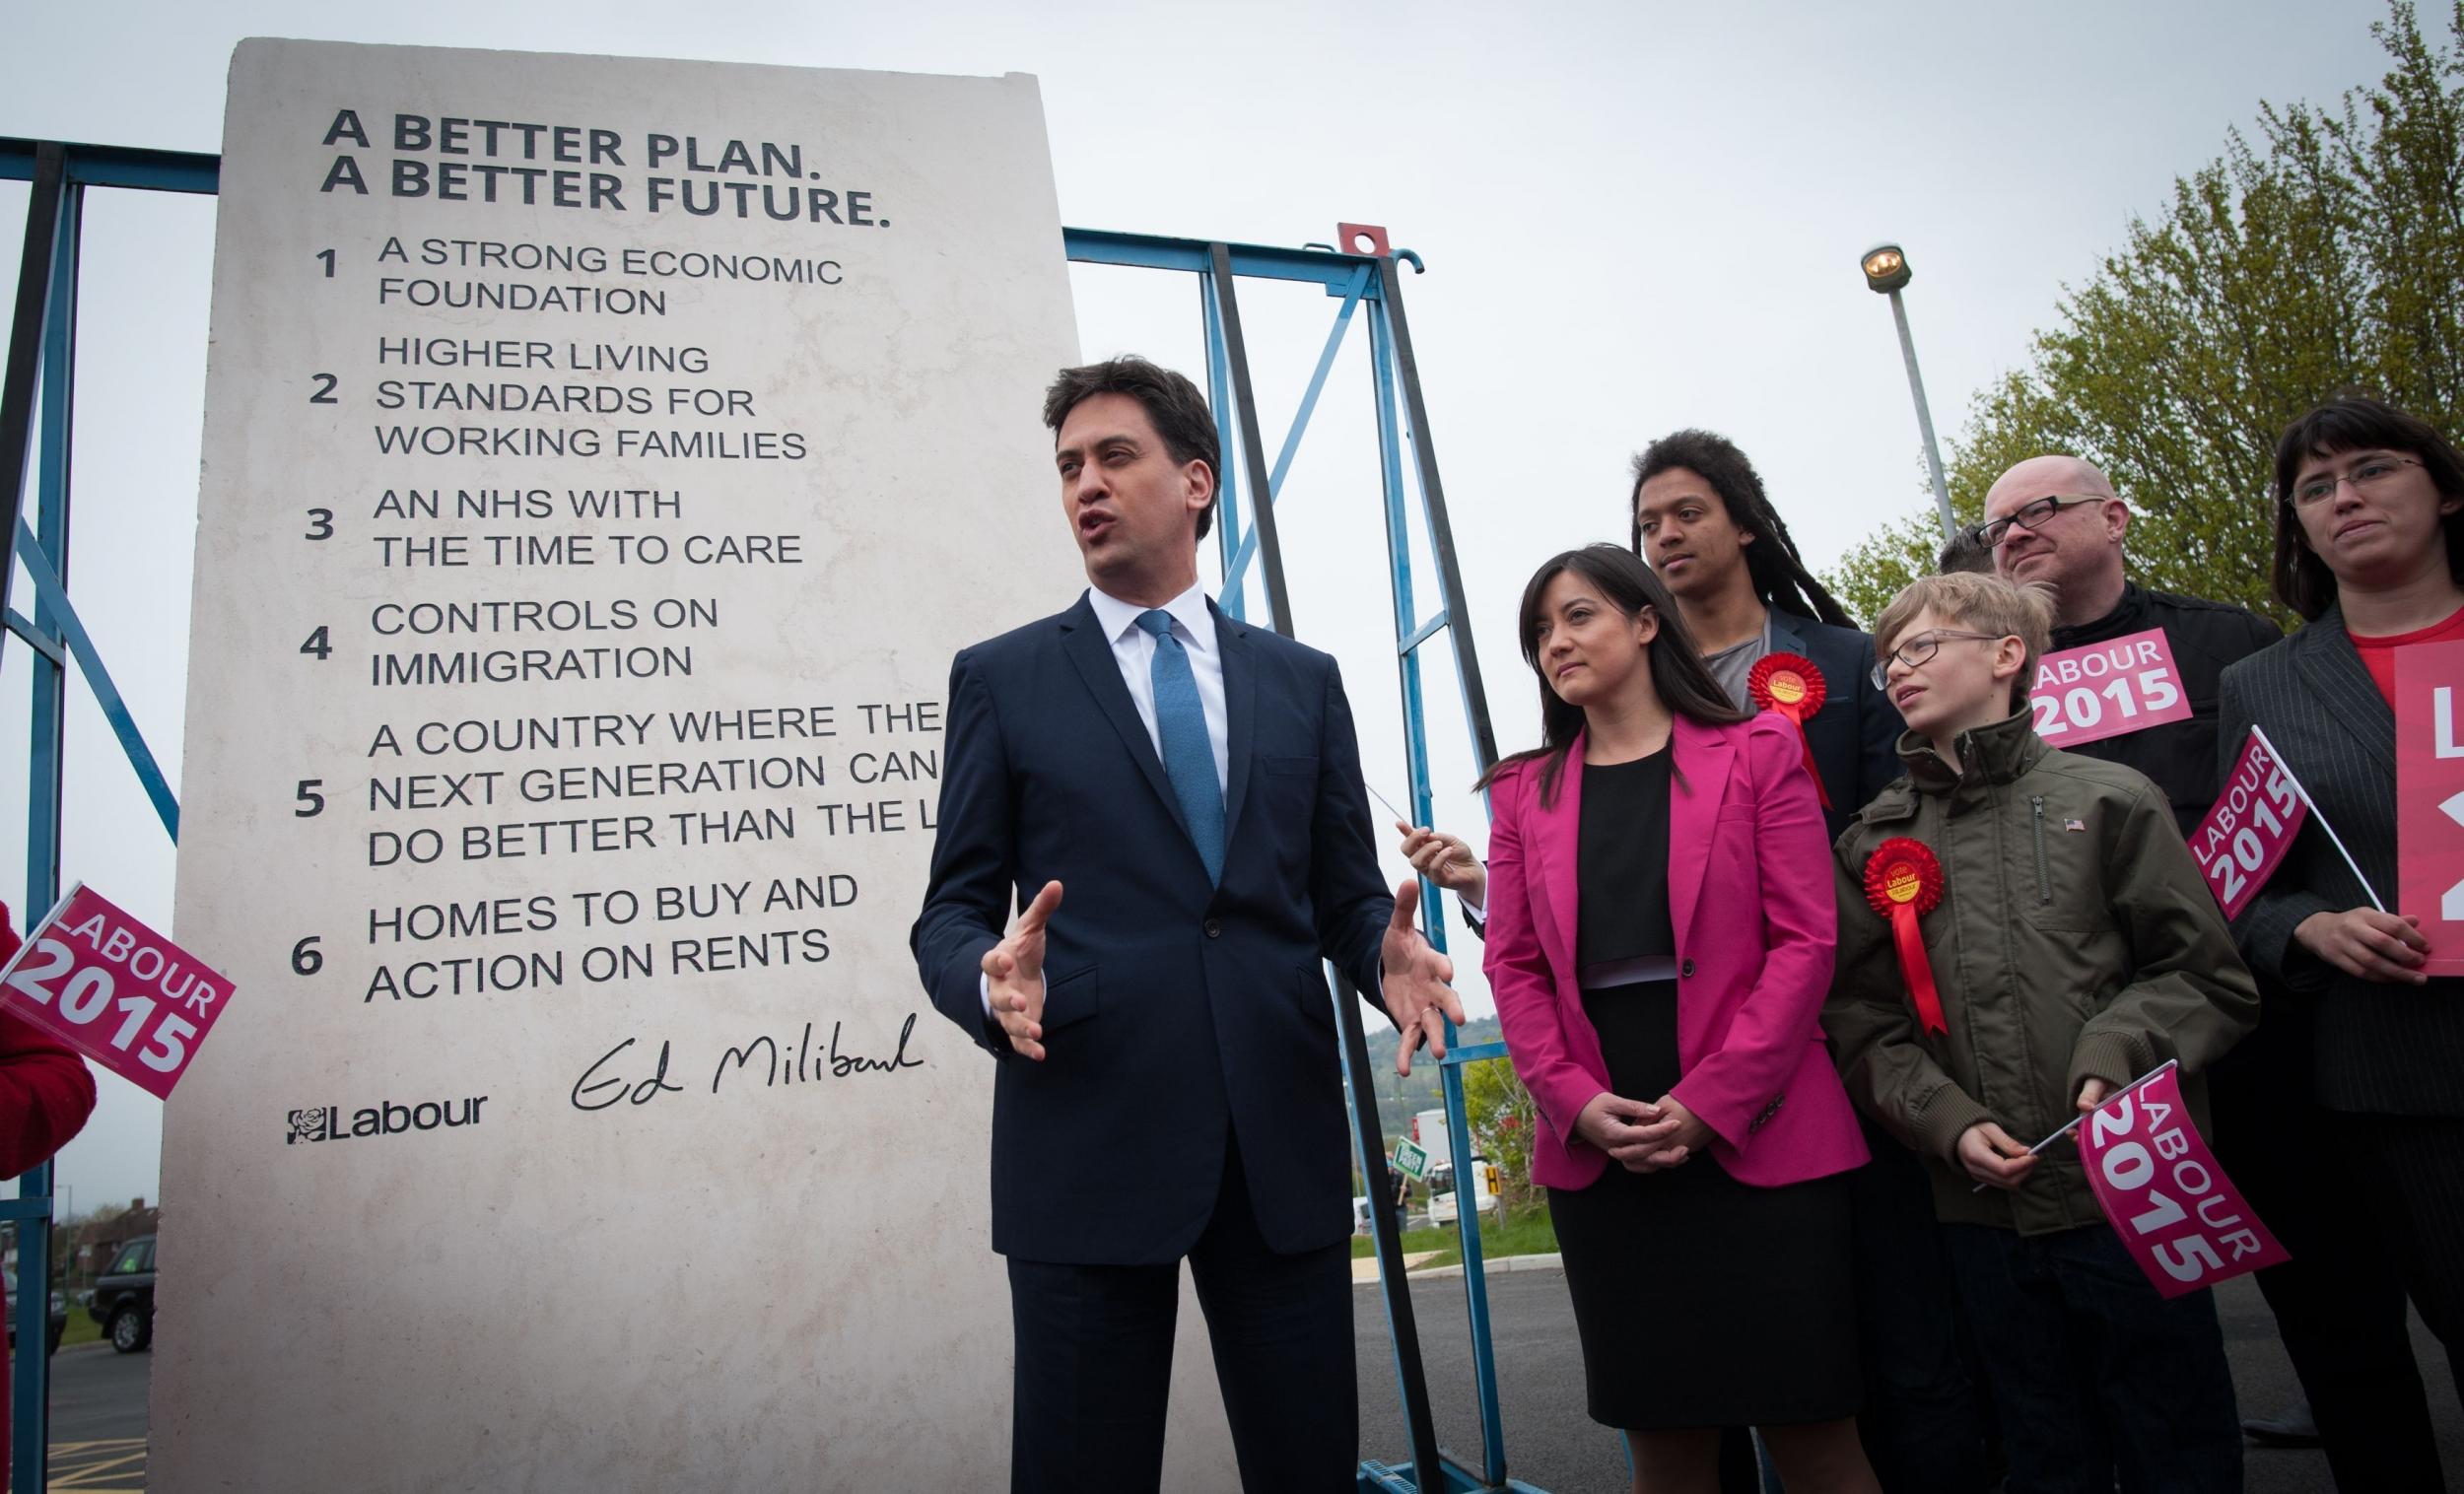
<box><xmin>1481</xmin><ymin>545</ymin><xmax>1878</xmax><ymax>1494</ymax></box>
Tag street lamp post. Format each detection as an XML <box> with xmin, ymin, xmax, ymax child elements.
<box><xmin>1861</xmin><ymin>243</ymin><xmax>1958</xmax><ymax>542</ymax></box>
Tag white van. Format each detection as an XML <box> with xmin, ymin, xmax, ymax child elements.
<box><xmin>1427</xmin><ymin>1157</ymin><xmax>1501</xmax><ymax>1224</ymax></box>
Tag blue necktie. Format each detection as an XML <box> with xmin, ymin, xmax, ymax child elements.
<box><xmin>1136</xmin><ymin>609</ymin><xmax>1225</xmax><ymax>884</ymax></box>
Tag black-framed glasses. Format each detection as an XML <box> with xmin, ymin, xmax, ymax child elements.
<box><xmin>1870</xmin><ymin>630</ymin><xmax>2008</xmax><ymax>689</ymax></box>
<box><xmin>2291</xmin><ymin>454</ymin><xmax>2425</xmax><ymax>507</ymax></box>
<box><xmin>1977</xmin><ymin>495</ymin><xmax>2104</xmax><ymax>547</ymax></box>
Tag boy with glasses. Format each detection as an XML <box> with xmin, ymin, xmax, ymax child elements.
<box><xmin>1826</xmin><ymin>572</ymin><xmax>2259</xmax><ymax>1494</ymax></box>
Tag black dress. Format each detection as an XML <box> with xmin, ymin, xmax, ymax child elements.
<box><xmin>1544</xmin><ymin>748</ymin><xmax>1860</xmax><ymax>1431</ymax></box>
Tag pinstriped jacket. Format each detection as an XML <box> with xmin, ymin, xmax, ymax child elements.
<box><xmin>2218</xmin><ymin>604</ymin><xmax>2464</xmax><ymax>1117</ymax></box>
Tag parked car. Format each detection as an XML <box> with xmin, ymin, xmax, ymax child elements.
<box><xmin>2</xmin><ymin>1273</ymin><xmax>66</xmax><ymax>1355</ymax></box>
<box><xmin>88</xmin><ymin>1235</ymin><xmax>154</xmax><ymax>1354</ymax></box>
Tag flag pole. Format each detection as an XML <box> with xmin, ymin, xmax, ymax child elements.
<box><xmin>2250</xmin><ymin>725</ymin><xmax>2385</xmax><ymax>912</ymax></box>
<box><xmin>1971</xmin><ymin>1058</ymin><xmax>2180</xmax><ymax>1192</ymax></box>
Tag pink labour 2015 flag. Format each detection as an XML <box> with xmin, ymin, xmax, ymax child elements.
<box><xmin>0</xmin><ymin>884</ymin><xmax>233</xmax><ymax>1100</ymax></box>
<box><xmin>2189</xmin><ymin>729</ymin><xmax>2309</xmax><ymax>919</ymax></box>
<box><xmin>2076</xmin><ymin>1064</ymin><xmax>2288</xmax><ymax>1299</ymax></box>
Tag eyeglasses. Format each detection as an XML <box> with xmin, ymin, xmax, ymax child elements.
<box><xmin>1977</xmin><ymin>495</ymin><xmax>2104</xmax><ymax>547</ymax></box>
<box><xmin>1870</xmin><ymin>630</ymin><xmax>2008</xmax><ymax>689</ymax></box>
<box><xmin>2291</xmin><ymin>454</ymin><xmax>2425</xmax><ymax>508</ymax></box>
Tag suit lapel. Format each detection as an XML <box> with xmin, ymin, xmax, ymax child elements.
<box><xmin>1533</xmin><ymin>732</ymin><xmax>1585</xmax><ymax>971</ymax></box>
<box><xmin>2293</xmin><ymin>605</ymin><xmax>2396</xmax><ymax>773</ymax></box>
<box><xmin>1667</xmin><ymin>715</ymin><xmax>1735</xmax><ymax>946</ymax></box>
<box><xmin>1765</xmin><ymin>611</ymin><xmax>1809</xmax><ymax>660</ymax></box>
<box><xmin>1058</xmin><ymin>596</ymin><xmax>1192</xmax><ymax>843</ymax></box>
<box><xmin>1212</xmin><ymin>599</ymin><xmax>1259</xmax><ymax>849</ymax></box>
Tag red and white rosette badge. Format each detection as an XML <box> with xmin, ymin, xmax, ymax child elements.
<box><xmin>1864</xmin><ymin>837</ymin><xmax>1949</xmax><ymax>1037</ymax></box>
<box><xmin>1747</xmin><ymin>651</ymin><xmax>1830</xmax><ymax>808</ymax></box>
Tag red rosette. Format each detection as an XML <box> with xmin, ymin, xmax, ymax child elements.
<box><xmin>1747</xmin><ymin>651</ymin><xmax>1831</xmax><ymax>808</ymax></box>
<box><xmin>1863</xmin><ymin>837</ymin><xmax>1949</xmax><ymax>1037</ymax></box>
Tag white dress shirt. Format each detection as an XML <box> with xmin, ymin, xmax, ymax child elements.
<box><xmin>983</xmin><ymin>580</ymin><xmax>1231</xmax><ymax>1018</ymax></box>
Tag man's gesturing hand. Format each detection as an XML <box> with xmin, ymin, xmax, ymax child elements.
<box><xmin>984</xmin><ymin>880</ymin><xmax>1062</xmax><ymax>1061</ymax></box>
<box><xmin>1381</xmin><ymin>880</ymin><xmax>1465</xmax><ymax>1076</ymax></box>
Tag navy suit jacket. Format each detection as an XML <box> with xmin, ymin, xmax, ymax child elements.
<box><xmin>911</xmin><ymin>592</ymin><xmax>1394</xmax><ymax>1264</ymax></box>
<box><xmin>1768</xmin><ymin>610</ymin><xmax>1905</xmax><ymax>843</ymax></box>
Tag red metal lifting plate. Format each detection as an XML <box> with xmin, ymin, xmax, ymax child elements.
<box><xmin>1335</xmin><ymin>222</ymin><xmax>1391</xmax><ymax>257</ymax></box>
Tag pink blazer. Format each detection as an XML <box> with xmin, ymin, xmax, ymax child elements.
<box><xmin>1482</xmin><ymin>713</ymin><xmax>1869</xmax><ymax>1191</ymax></box>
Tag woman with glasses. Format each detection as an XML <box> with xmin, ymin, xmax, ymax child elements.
<box><xmin>2216</xmin><ymin>393</ymin><xmax>2464</xmax><ymax>1486</ymax></box>
<box><xmin>1480</xmin><ymin>544</ymin><xmax>1881</xmax><ymax>1494</ymax></box>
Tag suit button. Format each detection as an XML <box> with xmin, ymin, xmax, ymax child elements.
<box><xmin>1680</xmin><ymin>959</ymin><xmax>1695</xmax><ymax>978</ymax></box>
<box><xmin>1203</xmin><ymin>918</ymin><xmax>1222</xmax><ymax>938</ymax></box>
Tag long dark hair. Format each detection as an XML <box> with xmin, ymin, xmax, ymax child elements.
<box><xmin>1630</xmin><ymin>429</ymin><xmax>1856</xmax><ymax>629</ymax></box>
<box><xmin>2270</xmin><ymin>393</ymin><xmax>2464</xmax><ymax>621</ymax></box>
<box><xmin>1476</xmin><ymin>545</ymin><xmax>1749</xmax><ymax>806</ymax></box>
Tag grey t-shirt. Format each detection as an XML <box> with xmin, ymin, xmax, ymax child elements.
<box><xmin>1700</xmin><ymin>616</ymin><xmax>1772</xmax><ymax>712</ymax></box>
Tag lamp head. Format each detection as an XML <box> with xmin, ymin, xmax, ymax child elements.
<box><xmin>1861</xmin><ymin>243</ymin><xmax>1910</xmax><ymax>294</ymax></box>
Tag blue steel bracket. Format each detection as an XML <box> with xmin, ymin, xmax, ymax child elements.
<box><xmin>3</xmin><ymin>610</ymin><xmax>63</xmax><ymax>666</ymax></box>
<box><xmin>1437</xmin><ymin>1042</ymin><xmax>1508</xmax><ymax>1066</ymax></box>
<box><xmin>1358</xmin><ymin>1453</ymin><xmax>1549</xmax><ymax>1493</ymax></box>
<box><xmin>0</xmin><ymin>136</ymin><xmax>219</xmax><ymax>194</ymax></box>
<box><xmin>0</xmin><ymin>1198</ymin><xmax>50</xmax><ymax>1223</ymax></box>
<box><xmin>11</xmin><ymin>521</ymin><xmax>180</xmax><ymax>841</ymax></box>
<box><xmin>1218</xmin><ymin>263</ymin><xmax>1372</xmax><ymax>602</ymax></box>
<box><xmin>1062</xmin><ymin>227</ymin><xmax>1387</xmax><ymax>294</ymax></box>
<box><xmin>1399</xmin><ymin>611</ymin><xmax>1450</xmax><ymax>655</ymax></box>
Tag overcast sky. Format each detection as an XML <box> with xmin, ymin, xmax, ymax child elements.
<box><xmin>0</xmin><ymin>0</ymin><xmax>2415</xmax><ymax>1212</ymax></box>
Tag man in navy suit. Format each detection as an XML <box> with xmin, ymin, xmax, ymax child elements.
<box><xmin>911</xmin><ymin>356</ymin><xmax>1463</xmax><ymax>1494</ymax></box>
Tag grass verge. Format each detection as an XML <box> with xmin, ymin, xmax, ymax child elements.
<box><xmin>1348</xmin><ymin>1209</ymin><xmax>1558</xmax><ymax>1269</ymax></box>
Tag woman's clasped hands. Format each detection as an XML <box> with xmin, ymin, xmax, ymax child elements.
<box><xmin>1574</xmin><ymin>1090</ymin><xmax>1713</xmax><ymax>1172</ymax></box>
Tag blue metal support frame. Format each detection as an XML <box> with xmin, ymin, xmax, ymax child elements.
<box><xmin>0</xmin><ymin>136</ymin><xmax>1522</xmax><ymax>1492</ymax></box>
<box><xmin>1069</xmin><ymin>225</ymin><xmax>1519</xmax><ymax>1490</ymax></box>
<box><xmin>0</xmin><ymin>136</ymin><xmax>202</xmax><ymax>1494</ymax></box>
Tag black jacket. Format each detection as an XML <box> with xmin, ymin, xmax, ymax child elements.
<box><xmin>2219</xmin><ymin>608</ymin><xmax>2464</xmax><ymax>1116</ymax></box>
<box><xmin>2044</xmin><ymin>583</ymin><xmax>2282</xmax><ymax>839</ymax></box>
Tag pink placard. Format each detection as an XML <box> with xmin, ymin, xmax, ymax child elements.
<box><xmin>2394</xmin><ymin>639</ymin><xmax>2464</xmax><ymax>975</ymax></box>
<box><xmin>0</xmin><ymin>885</ymin><xmax>233</xmax><ymax>1100</ymax></box>
<box><xmin>2187</xmin><ymin>730</ymin><xmax>2309</xmax><ymax>919</ymax></box>
<box><xmin>2027</xmin><ymin>628</ymin><xmax>2195</xmax><ymax>747</ymax></box>
<box><xmin>2077</xmin><ymin>1065</ymin><xmax>2289</xmax><ymax>1299</ymax></box>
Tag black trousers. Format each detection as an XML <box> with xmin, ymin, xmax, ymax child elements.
<box><xmin>1005</xmin><ymin>1137</ymin><xmax>1356</xmax><ymax>1494</ymax></box>
<box><xmin>2212</xmin><ymin>1013</ymin><xmax>2448</xmax><ymax>1492</ymax></box>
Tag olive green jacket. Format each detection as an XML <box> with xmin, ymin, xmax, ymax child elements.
<box><xmin>1825</xmin><ymin>709</ymin><xmax>2259</xmax><ymax>1236</ymax></box>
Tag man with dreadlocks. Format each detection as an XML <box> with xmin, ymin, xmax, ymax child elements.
<box><xmin>1627</xmin><ymin>430</ymin><xmax>1901</xmax><ymax>838</ymax></box>
<box><xmin>1395</xmin><ymin>432</ymin><xmax>1900</xmax><ymax>897</ymax></box>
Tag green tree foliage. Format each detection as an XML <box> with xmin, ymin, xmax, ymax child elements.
<box><xmin>1459</xmin><ymin>1054</ymin><xmax>1540</xmax><ymax>1219</ymax></box>
<box><xmin>1827</xmin><ymin>1</ymin><xmax>2464</xmax><ymax>628</ymax></box>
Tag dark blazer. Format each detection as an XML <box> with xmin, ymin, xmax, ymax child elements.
<box><xmin>2218</xmin><ymin>604</ymin><xmax>2464</xmax><ymax>1117</ymax></box>
<box><xmin>911</xmin><ymin>592</ymin><xmax>1394</xmax><ymax>1264</ymax></box>
<box><xmin>1767</xmin><ymin>610</ymin><xmax>1905</xmax><ymax>841</ymax></box>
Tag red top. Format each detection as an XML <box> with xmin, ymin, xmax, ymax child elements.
<box><xmin>2350</xmin><ymin>602</ymin><xmax>2464</xmax><ymax>704</ymax></box>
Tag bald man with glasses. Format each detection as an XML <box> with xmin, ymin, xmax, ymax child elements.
<box><xmin>1981</xmin><ymin>455</ymin><xmax>2281</xmax><ymax>835</ymax></box>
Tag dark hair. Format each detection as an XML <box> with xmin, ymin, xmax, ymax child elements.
<box><xmin>1475</xmin><ymin>545</ymin><xmax>1749</xmax><ymax>806</ymax></box>
<box><xmin>1043</xmin><ymin>356</ymin><xmax>1222</xmax><ymax>541</ymax></box>
<box><xmin>2271</xmin><ymin>393</ymin><xmax>2464</xmax><ymax>620</ymax></box>
<box><xmin>1936</xmin><ymin>522</ymin><xmax>1995</xmax><ymax>576</ymax></box>
<box><xmin>1629</xmin><ymin>429</ymin><xmax>1856</xmax><ymax>629</ymax></box>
